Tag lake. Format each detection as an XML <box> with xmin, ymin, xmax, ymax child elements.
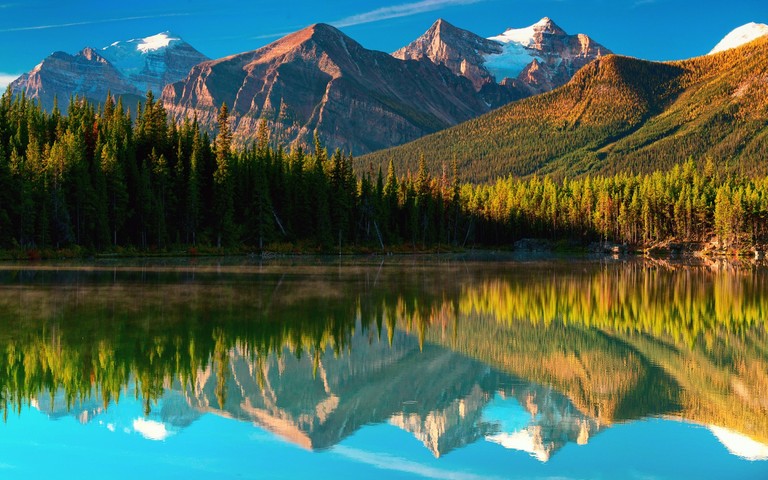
<box><xmin>0</xmin><ymin>256</ymin><xmax>767</xmax><ymax>479</ymax></box>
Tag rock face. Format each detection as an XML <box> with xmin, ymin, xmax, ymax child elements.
<box><xmin>396</xmin><ymin>17</ymin><xmax>610</xmax><ymax>101</ymax></box>
<box><xmin>393</xmin><ymin>18</ymin><xmax>503</xmax><ymax>91</ymax></box>
<box><xmin>11</xmin><ymin>48</ymin><xmax>140</xmax><ymax>111</ymax></box>
<box><xmin>162</xmin><ymin>23</ymin><xmax>490</xmax><ymax>154</ymax></box>
<box><xmin>10</xmin><ymin>32</ymin><xmax>208</xmax><ymax>112</ymax></box>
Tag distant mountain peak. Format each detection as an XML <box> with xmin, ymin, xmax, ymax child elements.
<box><xmin>431</xmin><ymin>18</ymin><xmax>459</xmax><ymax>31</ymax></box>
<box><xmin>392</xmin><ymin>18</ymin><xmax>503</xmax><ymax>91</ymax></box>
<box><xmin>709</xmin><ymin>22</ymin><xmax>768</xmax><ymax>54</ymax></box>
<box><xmin>393</xmin><ymin>17</ymin><xmax>608</xmax><ymax>104</ymax></box>
<box><xmin>11</xmin><ymin>32</ymin><xmax>208</xmax><ymax>111</ymax></box>
<box><xmin>294</xmin><ymin>22</ymin><xmax>347</xmax><ymax>41</ymax></box>
<box><xmin>79</xmin><ymin>47</ymin><xmax>108</xmax><ymax>63</ymax></box>
<box><xmin>264</xmin><ymin>22</ymin><xmax>353</xmax><ymax>53</ymax></box>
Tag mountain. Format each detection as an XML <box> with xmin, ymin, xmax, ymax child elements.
<box><xmin>393</xmin><ymin>17</ymin><xmax>610</xmax><ymax>103</ymax></box>
<box><xmin>10</xmin><ymin>32</ymin><xmax>208</xmax><ymax>111</ymax></box>
<box><xmin>360</xmin><ymin>35</ymin><xmax>768</xmax><ymax>181</ymax></box>
<box><xmin>10</xmin><ymin>48</ymin><xmax>142</xmax><ymax>112</ymax></box>
<box><xmin>710</xmin><ymin>22</ymin><xmax>768</xmax><ymax>54</ymax></box>
<box><xmin>161</xmin><ymin>23</ymin><xmax>489</xmax><ymax>155</ymax></box>
<box><xmin>393</xmin><ymin>18</ymin><xmax>503</xmax><ymax>90</ymax></box>
<box><xmin>100</xmin><ymin>32</ymin><xmax>209</xmax><ymax>94</ymax></box>
<box><xmin>10</xmin><ymin>19</ymin><xmax>607</xmax><ymax>155</ymax></box>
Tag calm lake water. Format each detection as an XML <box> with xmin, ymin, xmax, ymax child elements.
<box><xmin>0</xmin><ymin>256</ymin><xmax>767</xmax><ymax>479</ymax></box>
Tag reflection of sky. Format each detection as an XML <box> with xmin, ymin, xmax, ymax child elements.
<box><xmin>482</xmin><ymin>396</ymin><xmax>532</xmax><ymax>434</ymax></box>
<box><xmin>2</xmin><ymin>397</ymin><xmax>768</xmax><ymax>479</ymax></box>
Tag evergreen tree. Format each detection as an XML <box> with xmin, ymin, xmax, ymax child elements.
<box><xmin>213</xmin><ymin>103</ymin><xmax>235</xmax><ymax>247</ymax></box>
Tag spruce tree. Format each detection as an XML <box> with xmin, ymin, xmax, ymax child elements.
<box><xmin>213</xmin><ymin>103</ymin><xmax>235</xmax><ymax>247</ymax></box>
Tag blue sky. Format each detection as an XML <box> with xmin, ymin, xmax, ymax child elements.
<box><xmin>0</xmin><ymin>0</ymin><xmax>765</xmax><ymax>88</ymax></box>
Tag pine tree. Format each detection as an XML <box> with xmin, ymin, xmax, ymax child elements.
<box><xmin>213</xmin><ymin>103</ymin><xmax>235</xmax><ymax>247</ymax></box>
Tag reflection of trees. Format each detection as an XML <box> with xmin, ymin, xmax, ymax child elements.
<box><xmin>0</xmin><ymin>262</ymin><xmax>766</xmax><ymax>443</ymax></box>
<box><xmin>437</xmin><ymin>264</ymin><xmax>768</xmax><ymax>443</ymax></box>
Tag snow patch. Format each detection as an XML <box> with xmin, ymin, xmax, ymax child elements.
<box><xmin>137</xmin><ymin>32</ymin><xmax>179</xmax><ymax>53</ymax></box>
<box><xmin>709</xmin><ymin>22</ymin><xmax>768</xmax><ymax>54</ymax></box>
<box><xmin>483</xmin><ymin>42</ymin><xmax>535</xmax><ymax>80</ymax></box>
<box><xmin>488</xmin><ymin>17</ymin><xmax>552</xmax><ymax>47</ymax></box>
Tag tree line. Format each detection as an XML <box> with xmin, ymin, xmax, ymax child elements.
<box><xmin>1</xmin><ymin>90</ymin><xmax>766</xmax><ymax>253</ymax></box>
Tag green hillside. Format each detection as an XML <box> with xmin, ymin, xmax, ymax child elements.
<box><xmin>359</xmin><ymin>36</ymin><xmax>768</xmax><ymax>182</ymax></box>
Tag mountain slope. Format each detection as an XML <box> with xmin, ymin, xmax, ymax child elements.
<box><xmin>10</xmin><ymin>48</ymin><xmax>142</xmax><ymax>111</ymax></box>
<box><xmin>10</xmin><ymin>33</ymin><xmax>208</xmax><ymax>111</ymax></box>
<box><xmin>359</xmin><ymin>35</ymin><xmax>768</xmax><ymax>181</ymax></box>
<box><xmin>162</xmin><ymin>23</ymin><xmax>489</xmax><ymax>154</ymax></box>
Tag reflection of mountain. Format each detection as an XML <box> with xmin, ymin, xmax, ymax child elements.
<box><xmin>178</xmin><ymin>327</ymin><xmax>600</xmax><ymax>459</ymax></box>
<box><xmin>4</xmin><ymin>260</ymin><xmax>768</xmax><ymax>459</ymax></box>
<box><xmin>31</xmin><ymin>384</ymin><xmax>203</xmax><ymax>440</ymax></box>
<box><xmin>27</xmin><ymin>325</ymin><xmax>602</xmax><ymax>460</ymax></box>
<box><xmin>31</xmin><ymin>390</ymin><xmax>105</xmax><ymax>424</ymax></box>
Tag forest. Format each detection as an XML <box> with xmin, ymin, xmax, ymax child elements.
<box><xmin>0</xmin><ymin>89</ymin><xmax>767</xmax><ymax>254</ymax></box>
<box><xmin>360</xmin><ymin>40</ymin><xmax>768</xmax><ymax>182</ymax></box>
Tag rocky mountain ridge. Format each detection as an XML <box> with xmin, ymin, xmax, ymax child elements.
<box><xmin>162</xmin><ymin>23</ymin><xmax>490</xmax><ymax>154</ymax></box>
<box><xmin>394</xmin><ymin>17</ymin><xmax>610</xmax><ymax>99</ymax></box>
<box><xmin>360</xmin><ymin>33</ymin><xmax>768</xmax><ymax>180</ymax></box>
<box><xmin>10</xmin><ymin>32</ymin><xmax>208</xmax><ymax>111</ymax></box>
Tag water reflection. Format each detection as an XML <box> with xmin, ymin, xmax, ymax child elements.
<box><xmin>0</xmin><ymin>258</ymin><xmax>767</xmax><ymax>468</ymax></box>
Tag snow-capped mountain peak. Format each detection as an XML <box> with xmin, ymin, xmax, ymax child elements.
<box><xmin>481</xmin><ymin>17</ymin><xmax>608</xmax><ymax>92</ymax></box>
<box><xmin>103</xmin><ymin>31</ymin><xmax>183</xmax><ymax>54</ymax></box>
<box><xmin>489</xmin><ymin>17</ymin><xmax>565</xmax><ymax>47</ymax></box>
<box><xmin>709</xmin><ymin>22</ymin><xmax>768</xmax><ymax>54</ymax></box>
<box><xmin>98</xmin><ymin>32</ymin><xmax>208</xmax><ymax>94</ymax></box>
<box><xmin>100</xmin><ymin>32</ymin><xmax>185</xmax><ymax>70</ymax></box>
<box><xmin>11</xmin><ymin>32</ymin><xmax>208</xmax><ymax>111</ymax></box>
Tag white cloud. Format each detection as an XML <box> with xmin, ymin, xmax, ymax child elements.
<box><xmin>0</xmin><ymin>73</ymin><xmax>19</xmax><ymax>90</ymax></box>
<box><xmin>0</xmin><ymin>12</ymin><xmax>190</xmax><ymax>33</ymax></box>
<box><xmin>331</xmin><ymin>0</ymin><xmax>485</xmax><ymax>28</ymax></box>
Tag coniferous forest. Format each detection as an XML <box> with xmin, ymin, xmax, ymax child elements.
<box><xmin>1</xmin><ymin>89</ymin><xmax>767</xmax><ymax>255</ymax></box>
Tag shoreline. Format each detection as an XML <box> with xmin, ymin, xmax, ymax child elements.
<box><xmin>0</xmin><ymin>240</ymin><xmax>765</xmax><ymax>265</ymax></box>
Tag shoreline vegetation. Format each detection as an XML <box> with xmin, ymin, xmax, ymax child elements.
<box><xmin>1</xmin><ymin>90</ymin><xmax>767</xmax><ymax>260</ymax></box>
<box><xmin>0</xmin><ymin>242</ymin><xmax>765</xmax><ymax>263</ymax></box>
